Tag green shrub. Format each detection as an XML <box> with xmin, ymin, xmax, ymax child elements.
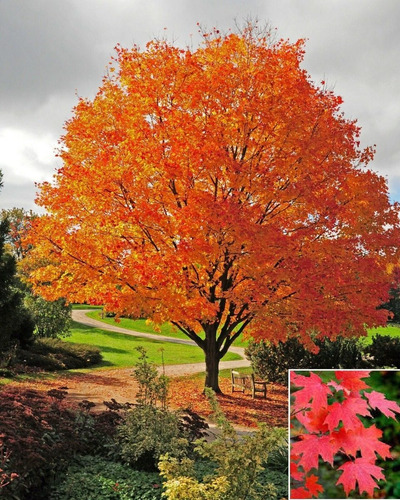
<box><xmin>366</xmin><ymin>334</ymin><xmax>400</xmax><ymax>368</ymax></box>
<box><xmin>117</xmin><ymin>348</ymin><xmax>206</xmax><ymax>471</ymax></box>
<box><xmin>17</xmin><ymin>338</ymin><xmax>102</xmax><ymax>371</ymax></box>
<box><xmin>17</xmin><ymin>349</ymin><xmax>65</xmax><ymax>370</ymax></box>
<box><xmin>118</xmin><ymin>406</ymin><xmax>189</xmax><ymax>471</ymax></box>
<box><xmin>245</xmin><ymin>336</ymin><xmax>365</xmax><ymax>385</ymax></box>
<box><xmin>0</xmin><ymin>215</ymin><xmax>35</xmax><ymax>355</ymax></box>
<box><xmin>132</xmin><ymin>346</ymin><xmax>168</xmax><ymax>408</ymax></box>
<box><xmin>245</xmin><ymin>338</ymin><xmax>310</xmax><ymax>384</ymax></box>
<box><xmin>50</xmin><ymin>455</ymin><xmax>163</xmax><ymax>500</ymax></box>
<box><xmin>266</xmin><ymin>443</ymin><xmax>288</xmax><ymax>473</ymax></box>
<box><xmin>312</xmin><ymin>336</ymin><xmax>365</xmax><ymax>369</ymax></box>
<box><xmin>24</xmin><ymin>295</ymin><xmax>72</xmax><ymax>339</ymax></box>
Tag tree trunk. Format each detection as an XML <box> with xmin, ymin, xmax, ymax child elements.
<box><xmin>203</xmin><ymin>326</ymin><xmax>222</xmax><ymax>393</ymax></box>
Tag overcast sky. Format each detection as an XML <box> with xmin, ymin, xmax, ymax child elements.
<box><xmin>1</xmin><ymin>0</ymin><xmax>399</xmax><ymax>211</ymax></box>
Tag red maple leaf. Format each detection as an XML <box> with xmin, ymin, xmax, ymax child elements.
<box><xmin>331</xmin><ymin>424</ymin><xmax>392</xmax><ymax>461</ymax></box>
<box><xmin>290</xmin><ymin>461</ymin><xmax>304</xmax><ymax>482</ymax></box>
<box><xmin>323</xmin><ymin>395</ymin><xmax>370</xmax><ymax>431</ymax></box>
<box><xmin>291</xmin><ymin>372</ymin><xmax>331</xmax><ymax>411</ymax></box>
<box><xmin>296</xmin><ymin>406</ymin><xmax>329</xmax><ymax>434</ymax></box>
<box><xmin>290</xmin><ymin>487</ymin><xmax>310</xmax><ymax>499</ymax></box>
<box><xmin>334</xmin><ymin>370</ymin><xmax>370</xmax><ymax>392</ymax></box>
<box><xmin>336</xmin><ymin>458</ymin><xmax>384</xmax><ymax>496</ymax></box>
<box><xmin>291</xmin><ymin>433</ymin><xmax>336</xmax><ymax>471</ymax></box>
<box><xmin>365</xmin><ymin>390</ymin><xmax>400</xmax><ymax>418</ymax></box>
<box><xmin>305</xmin><ymin>474</ymin><xmax>324</xmax><ymax>497</ymax></box>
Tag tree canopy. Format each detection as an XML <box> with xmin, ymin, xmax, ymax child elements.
<box><xmin>26</xmin><ymin>25</ymin><xmax>400</xmax><ymax>389</ymax></box>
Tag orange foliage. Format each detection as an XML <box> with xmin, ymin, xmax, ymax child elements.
<box><xmin>26</xmin><ymin>24</ymin><xmax>400</xmax><ymax>369</ymax></box>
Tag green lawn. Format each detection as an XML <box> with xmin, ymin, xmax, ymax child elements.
<box><xmin>367</xmin><ymin>324</ymin><xmax>400</xmax><ymax>342</ymax></box>
<box><xmin>85</xmin><ymin>310</ymin><xmax>249</xmax><ymax>347</ymax></box>
<box><xmin>65</xmin><ymin>320</ymin><xmax>241</xmax><ymax>369</ymax></box>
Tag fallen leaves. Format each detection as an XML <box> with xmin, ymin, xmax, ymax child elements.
<box><xmin>168</xmin><ymin>376</ymin><xmax>288</xmax><ymax>428</ymax></box>
<box><xmin>4</xmin><ymin>369</ymin><xmax>288</xmax><ymax>428</ymax></box>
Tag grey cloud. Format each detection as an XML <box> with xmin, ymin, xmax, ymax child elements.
<box><xmin>0</xmin><ymin>178</ymin><xmax>39</xmax><ymax>212</ymax></box>
<box><xmin>0</xmin><ymin>0</ymin><xmax>399</xmax><ymax>209</ymax></box>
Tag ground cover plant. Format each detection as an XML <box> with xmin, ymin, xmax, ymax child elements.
<box><xmin>290</xmin><ymin>370</ymin><xmax>400</xmax><ymax>498</ymax></box>
<box><xmin>49</xmin><ymin>455</ymin><xmax>164</xmax><ymax>500</ymax></box>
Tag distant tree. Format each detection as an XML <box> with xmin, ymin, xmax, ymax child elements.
<box><xmin>0</xmin><ymin>207</ymin><xmax>37</xmax><ymax>260</ymax></box>
<box><xmin>0</xmin><ymin>174</ymin><xmax>34</xmax><ymax>354</ymax></box>
<box><xmin>24</xmin><ymin>295</ymin><xmax>71</xmax><ymax>338</ymax></box>
<box><xmin>27</xmin><ymin>24</ymin><xmax>400</xmax><ymax>391</ymax></box>
<box><xmin>0</xmin><ymin>208</ymin><xmax>71</xmax><ymax>340</ymax></box>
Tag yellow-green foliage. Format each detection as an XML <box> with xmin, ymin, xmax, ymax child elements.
<box><xmin>160</xmin><ymin>456</ymin><xmax>229</xmax><ymax>500</ymax></box>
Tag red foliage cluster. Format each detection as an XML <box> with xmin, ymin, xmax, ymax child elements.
<box><xmin>0</xmin><ymin>386</ymin><xmax>119</xmax><ymax>498</ymax></box>
<box><xmin>290</xmin><ymin>370</ymin><xmax>400</xmax><ymax>498</ymax></box>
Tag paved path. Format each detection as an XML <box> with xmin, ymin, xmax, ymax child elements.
<box><xmin>72</xmin><ymin>310</ymin><xmax>250</xmax><ymax>376</ymax></box>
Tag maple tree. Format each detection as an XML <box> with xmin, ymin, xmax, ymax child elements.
<box><xmin>290</xmin><ymin>370</ymin><xmax>400</xmax><ymax>498</ymax></box>
<box><xmin>26</xmin><ymin>23</ymin><xmax>400</xmax><ymax>391</ymax></box>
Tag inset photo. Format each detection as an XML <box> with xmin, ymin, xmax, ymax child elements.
<box><xmin>289</xmin><ymin>370</ymin><xmax>400</xmax><ymax>499</ymax></box>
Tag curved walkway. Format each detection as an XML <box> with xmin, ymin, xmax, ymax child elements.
<box><xmin>72</xmin><ymin>310</ymin><xmax>250</xmax><ymax>376</ymax></box>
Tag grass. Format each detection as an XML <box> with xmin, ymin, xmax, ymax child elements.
<box><xmin>85</xmin><ymin>310</ymin><xmax>249</xmax><ymax>347</ymax></box>
<box><xmin>366</xmin><ymin>323</ymin><xmax>400</xmax><ymax>343</ymax></box>
<box><xmin>72</xmin><ymin>304</ymin><xmax>103</xmax><ymax>310</ymax></box>
<box><xmin>64</xmin><ymin>320</ymin><xmax>241</xmax><ymax>369</ymax></box>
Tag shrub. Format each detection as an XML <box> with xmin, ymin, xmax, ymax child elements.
<box><xmin>17</xmin><ymin>338</ymin><xmax>102</xmax><ymax>371</ymax></box>
<box><xmin>0</xmin><ymin>387</ymin><xmax>77</xmax><ymax>498</ymax></box>
<box><xmin>132</xmin><ymin>346</ymin><xmax>169</xmax><ymax>408</ymax></box>
<box><xmin>245</xmin><ymin>336</ymin><xmax>366</xmax><ymax>384</ymax></box>
<box><xmin>366</xmin><ymin>334</ymin><xmax>400</xmax><ymax>368</ymax></box>
<box><xmin>24</xmin><ymin>295</ymin><xmax>72</xmax><ymax>339</ymax></box>
<box><xmin>118</xmin><ymin>405</ymin><xmax>189</xmax><ymax>471</ymax></box>
<box><xmin>50</xmin><ymin>455</ymin><xmax>163</xmax><ymax>500</ymax></box>
<box><xmin>312</xmin><ymin>336</ymin><xmax>365</xmax><ymax>369</ymax></box>
<box><xmin>117</xmin><ymin>347</ymin><xmax>206</xmax><ymax>471</ymax></box>
<box><xmin>266</xmin><ymin>443</ymin><xmax>288</xmax><ymax>473</ymax></box>
<box><xmin>0</xmin><ymin>217</ymin><xmax>35</xmax><ymax>355</ymax></box>
<box><xmin>178</xmin><ymin>408</ymin><xmax>209</xmax><ymax>443</ymax></box>
<box><xmin>245</xmin><ymin>338</ymin><xmax>310</xmax><ymax>384</ymax></box>
<box><xmin>0</xmin><ymin>387</ymin><xmax>116</xmax><ymax>498</ymax></box>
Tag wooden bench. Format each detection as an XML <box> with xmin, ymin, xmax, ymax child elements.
<box><xmin>250</xmin><ymin>373</ymin><xmax>268</xmax><ymax>399</ymax></box>
<box><xmin>231</xmin><ymin>370</ymin><xmax>250</xmax><ymax>393</ymax></box>
<box><xmin>231</xmin><ymin>371</ymin><xmax>267</xmax><ymax>399</ymax></box>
